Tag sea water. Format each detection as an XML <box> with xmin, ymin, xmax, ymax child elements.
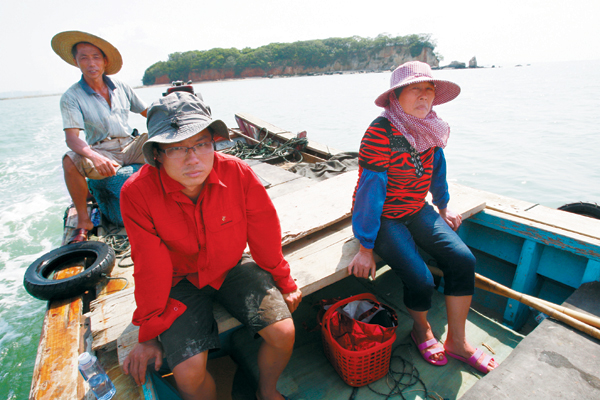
<box><xmin>0</xmin><ymin>59</ymin><xmax>599</xmax><ymax>399</ymax></box>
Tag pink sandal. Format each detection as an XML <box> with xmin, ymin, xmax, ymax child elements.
<box><xmin>410</xmin><ymin>331</ymin><xmax>447</xmax><ymax>366</ymax></box>
<box><xmin>445</xmin><ymin>348</ymin><xmax>495</xmax><ymax>374</ymax></box>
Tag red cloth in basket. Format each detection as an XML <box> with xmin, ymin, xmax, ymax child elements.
<box><xmin>327</xmin><ymin>296</ymin><xmax>397</xmax><ymax>351</ymax></box>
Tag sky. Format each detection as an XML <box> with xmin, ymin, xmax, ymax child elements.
<box><xmin>1</xmin><ymin>0</ymin><xmax>599</xmax><ymax>94</ymax></box>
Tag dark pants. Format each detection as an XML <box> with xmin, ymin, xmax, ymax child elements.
<box><xmin>159</xmin><ymin>256</ymin><xmax>291</xmax><ymax>369</ymax></box>
<box><xmin>374</xmin><ymin>204</ymin><xmax>476</xmax><ymax>312</ymax></box>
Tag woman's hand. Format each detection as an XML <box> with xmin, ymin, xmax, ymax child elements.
<box><xmin>348</xmin><ymin>245</ymin><xmax>377</xmax><ymax>279</ymax></box>
<box><xmin>439</xmin><ymin>208</ymin><xmax>462</xmax><ymax>231</ymax></box>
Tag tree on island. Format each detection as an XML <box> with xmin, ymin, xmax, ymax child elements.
<box><xmin>142</xmin><ymin>34</ymin><xmax>438</xmax><ymax>85</ymax></box>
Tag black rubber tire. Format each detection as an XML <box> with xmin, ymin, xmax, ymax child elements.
<box><xmin>558</xmin><ymin>202</ymin><xmax>600</xmax><ymax>220</ymax></box>
<box><xmin>23</xmin><ymin>241</ymin><xmax>115</xmax><ymax>301</ymax></box>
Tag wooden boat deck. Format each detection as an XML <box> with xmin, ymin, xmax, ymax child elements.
<box><xmin>230</xmin><ymin>269</ymin><xmax>525</xmax><ymax>400</ymax></box>
<box><xmin>29</xmin><ymin>115</ymin><xmax>600</xmax><ymax>399</ymax></box>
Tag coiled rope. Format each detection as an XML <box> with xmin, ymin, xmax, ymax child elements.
<box><xmin>221</xmin><ymin>128</ymin><xmax>309</xmax><ymax>162</ymax></box>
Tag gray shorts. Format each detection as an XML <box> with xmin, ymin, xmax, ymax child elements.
<box><xmin>158</xmin><ymin>256</ymin><xmax>292</xmax><ymax>369</ymax></box>
<box><xmin>63</xmin><ymin>133</ymin><xmax>148</xmax><ymax>180</ymax></box>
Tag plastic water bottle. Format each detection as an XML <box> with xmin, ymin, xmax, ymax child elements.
<box><xmin>91</xmin><ymin>208</ymin><xmax>101</xmax><ymax>227</ymax></box>
<box><xmin>78</xmin><ymin>352</ymin><xmax>116</xmax><ymax>400</ymax></box>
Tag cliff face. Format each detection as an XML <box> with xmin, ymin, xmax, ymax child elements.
<box><xmin>154</xmin><ymin>46</ymin><xmax>438</xmax><ymax>84</ymax></box>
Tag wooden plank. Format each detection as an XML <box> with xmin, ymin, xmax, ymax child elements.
<box><xmin>29</xmin><ymin>268</ymin><xmax>87</xmax><ymax>400</ymax></box>
<box><xmin>235</xmin><ymin>113</ymin><xmax>290</xmax><ymax>136</ymax></box>
<box><xmin>503</xmin><ymin>240</ymin><xmax>543</xmax><ymax>329</ymax></box>
<box><xmin>274</xmin><ymin>131</ymin><xmax>343</xmax><ymax>157</ymax></box>
<box><xmin>273</xmin><ymin>170</ymin><xmax>358</xmax><ymax>246</ymax></box>
<box><xmin>142</xmin><ymin>372</ymin><xmax>159</xmax><ymax>400</ymax></box>
<box><xmin>449</xmin><ymin>183</ymin><xmax>600</xmax><ymax>241</ymax></box>
<box><xmin>491</xmin><ymin>203</ymin><xmax>600</xmax><ymax>241</ymax></box>
<box><xmin>88</xmin><ymin>288</ymin><xmax>136</xmax><ymax>350</ymax></box>
<box><xmin>266</xmin><ymin>176</ymin><xmax>313</xmax><ymax>200</ymax></box>
<box><xmin>284</xmin><ymin>220</ymin><xmax>355</xmax><ymax>296</ymax></box>
<box><xmin>248</xmin><ymin>162</ymin><xmax>304</xmax><ymax>188</ymax></box>
<box><xmin>448</xmin><ymin>182</ymin><xmax>536</xmax><ymax>213</ymax></box>
<box><xmin>475</xmin><ymin>209</ymin><xmax>600</xmax><ymax>260</ymax></box>
<box><xmin>445</xmin><ymin>188</ymin><xmax>487</xmax><ymax>219</ymax></box>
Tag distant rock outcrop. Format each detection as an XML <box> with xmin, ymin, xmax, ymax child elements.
<box><xmin>447</xmin><ymin>61</ymin><xmax>466</xmax><ymax>69</ymax></box>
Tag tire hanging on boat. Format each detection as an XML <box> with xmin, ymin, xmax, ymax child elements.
<box><xmin>558</xmin><ymin>202</ymin><xmax>600</xmax><ymax>220</ymax></box>
<box><xmin>23</xmin><ymin>241</ymin><xmax>115</xmax><ymax>301</ymax></box>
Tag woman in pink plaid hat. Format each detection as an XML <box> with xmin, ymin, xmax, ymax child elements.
<box><xmin>348</xmin><ymin>61</ymin><xmax>498</xmax><ymax>374</ymax></box>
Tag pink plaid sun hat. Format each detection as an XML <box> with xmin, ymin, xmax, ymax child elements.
<box><xmin>375</xmin><ymin>61</ymin><xmax>461</xmax><ymax>107</ymax></box>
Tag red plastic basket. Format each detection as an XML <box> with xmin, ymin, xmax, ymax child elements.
<box><xmin>321</xmin><ymin>293</ymin><xmax>396</xmax><ymax>387</ymax></box>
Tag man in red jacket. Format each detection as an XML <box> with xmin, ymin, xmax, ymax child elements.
<box><xmin>121</xmin><ymin>91</ymin><xmax>301</xmax><ymax>400</ymax></box>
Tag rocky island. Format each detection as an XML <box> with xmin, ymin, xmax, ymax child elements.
<box><xmin>142</xmin><ymin>34</ymin><xmax>442</xmax><ymax>85</ymax></box>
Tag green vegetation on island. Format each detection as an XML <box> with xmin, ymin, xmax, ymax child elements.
<box><xmin>142</xmin><ymin>34</ymin><xmax>437</xmax><ymax>85</ymax></box>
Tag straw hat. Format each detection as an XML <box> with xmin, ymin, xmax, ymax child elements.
<box><xmin>51</xmin><ymin>31</ymin><xmax>123</xmax><ymax>75</ymax></box>
<box><xmin>375</xmin><ymin>61</ymin><xmax>460</xmax><ymax>107</ymax></box>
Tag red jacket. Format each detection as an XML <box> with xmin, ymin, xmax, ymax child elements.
<box><xmin>121</xmin><ymin>152</ymin><xmax>297</xmax><ymax>342</ymax></box>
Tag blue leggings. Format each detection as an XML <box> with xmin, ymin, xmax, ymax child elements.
<box><xmin>374</xmin><ymin>204</ymin><xmax>476</xmax><ymax>312</ymax></box>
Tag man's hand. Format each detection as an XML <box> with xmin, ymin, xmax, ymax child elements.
<box><xmin>90</xmin><ymin>152</ymin><xmax>119</xmax><ymax>177</ymax></box>
<box><xmin>122</xmin><ymin>339</ymin><xmax>164</xmax><ymax>386</ymax></box>
<box><xmin>64</xmin><ymin>128</ymin><xmax>118</xmax><ymax>177</ymax></box>
<box><xmin>348</xmin><ymin>245</ymin><xmax>376</xmax><ymax>280</ymax></box>
<box><xmin>282</xmin><ymin>288</ymin><xmax>302</xmax><ymax>313</ymax></box>
<box><xmin>439</xmin><ymin>207</ymin><xmax>462</xmax><ymax>231</ymax></box>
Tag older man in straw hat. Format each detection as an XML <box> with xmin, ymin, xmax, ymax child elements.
<box><xmin>51</xmin><ymin>30</ymin><xmax>148</xmax><ymax>243</ymax></box>
<box><xmin>120</xmin><ymin>91</ymin><xmax>301</xmax><ymax>400</ymax></box>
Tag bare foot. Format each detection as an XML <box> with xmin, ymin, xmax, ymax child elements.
<box><xmin>76</xmin><ymin>217</ymin><xmax>94</xmax><ymax>231</ymax></box>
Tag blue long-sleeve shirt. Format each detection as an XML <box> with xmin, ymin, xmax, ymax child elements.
<box><xmin>353</xmin><ymin>148</ymin><xmax>449</xmax><ymax>249</ymax></box>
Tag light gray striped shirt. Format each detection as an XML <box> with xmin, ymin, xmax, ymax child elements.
<box><xmin>60</xmin><ymin>75</ymin><xmax>147</xmax><ymax>145</ymax></box>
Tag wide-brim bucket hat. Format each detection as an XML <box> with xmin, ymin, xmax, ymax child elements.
<box><xmin>375</xmin><ymin>61</ymin><xmax>461</xmax><ymax>107</ymax></box>
<box><xmin>143</xmin><ymin>91</ymin><xmax>230</xmax><ymax>167</ymax></box>
<box><xmin>51</xmin><ymin>31</ymin><xmax>123</xmax><ymax>75</ymax></box>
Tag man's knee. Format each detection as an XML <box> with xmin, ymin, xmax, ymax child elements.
<box><xmin>62</xmin><ymin>155</ymin><xmax>84</xmax><ymax>178</ymax></box>
<box><xmin>259</xmin><ymin>318</ymin><xmax>295</xmax><ymax>350</ymax></box>
<box><xmin>63</xmin><ymin>155</ymin><xmax>76</xmax><ymax>171</ymax></box>
<box><xmin>172</xmin><ymin>351</ymin><xmax>210</xmax><ymax>390</ymax></box>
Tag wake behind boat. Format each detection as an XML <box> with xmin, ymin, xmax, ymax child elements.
<box><xmin>26</xmin><ymin>112</ymin><xmax>600</xmax><ymax>399</ymax></box>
